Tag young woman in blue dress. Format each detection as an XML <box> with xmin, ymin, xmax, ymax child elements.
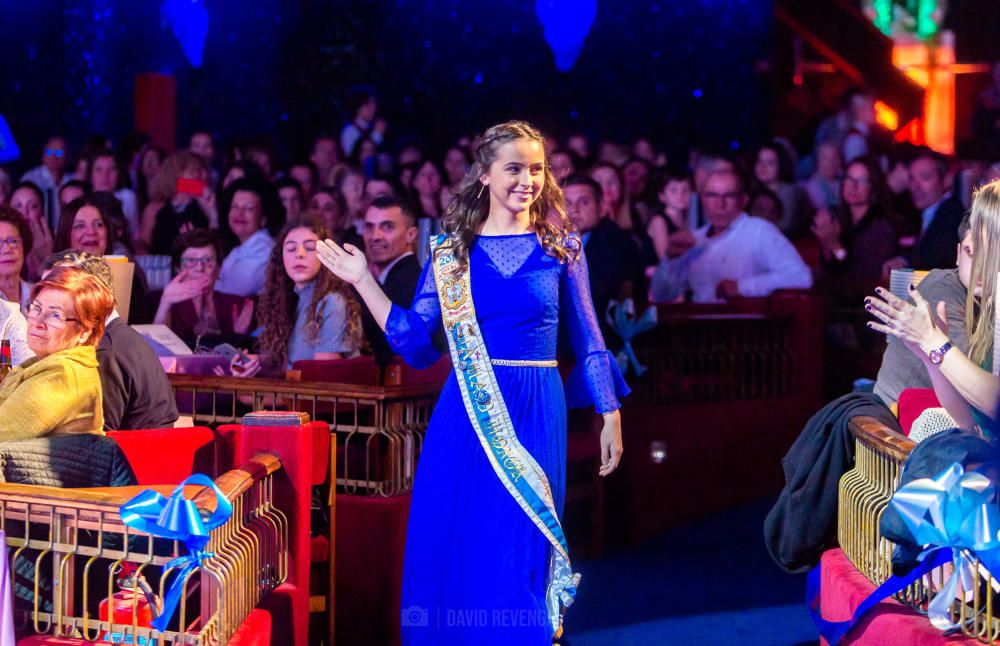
<box><xmin>318</xmin><ymin>120</ymin><xmax>627</xmax><ymax>644</ymax></box>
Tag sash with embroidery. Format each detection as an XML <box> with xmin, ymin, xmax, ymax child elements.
<box><xmin>429</xmin><ymin>233</ymin><xmax>580</xmax><ymax>634</ymax></box>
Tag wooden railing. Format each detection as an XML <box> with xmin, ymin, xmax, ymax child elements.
<box><xmin>840</xmin><ymin>418</ymin><xmax>1000</xmax><ymax>642</ymax></box>
<box><xmin>169</xmin><ymin>374</ymin><xmax>439</xmax><ymax>496</ymax></box>
<box><xmin>1</xmin><ymin>453</ymin><xmax>285</xmax><ymax>645</ymax></box>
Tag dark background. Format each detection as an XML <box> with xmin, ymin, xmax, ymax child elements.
<box><xmin>1</xmin><ymin>0</ymin><xmax>773</xmax><ymax>171</ymax></box>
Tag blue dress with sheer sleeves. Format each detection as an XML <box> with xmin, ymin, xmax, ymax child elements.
<box><xmin>385</xmin><ymin>233</ymin><xmax>628</xmax><ymax>645</ymax></box>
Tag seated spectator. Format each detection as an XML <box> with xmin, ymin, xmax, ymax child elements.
<box><xmin>308</xmin><ymin>187</ymin><xmax>348</xmax><ymax>237</ymax></box>
<box><xmin>58</xmin><ymin>179</ymin><xmax>90</xmax><ymax>211</ymax></box>
<box><xmin>42</xmin><ymin>251</ymin><xmax>178</xmax><ymax>431</ymax></box>
<box><xmin>866</xmin><ymin>180</ymin><xmax>1000</xmax><ymax>438</ymax></box>
<box><xmin>873</xmin><ymin>215</ymin><xmax>973</xmax><ymax>405</ymax></box>
<box><xmin>0</xmin><ymin>206</ymin><xmax>33</xmax><ymax>307</ymax></box>
<box><xmin>648</xmin><ymin>171</ymin><xmax>695</xmax><ymax>261</ymax></box>
<box><xmin>883</xmin><ymin>147</ymin><xmax>965</xmax><ymax>274</ymax></box>
<box><xmin>623</xmin><ymin>156</ymin><xmax>656</xmax><ymax>223</ymax></box>
<box><xmin>140</xmin><ymin>150</ymin><xmax>215</xmax><ymax>254</ymax></box>
<box><xmin>340</xmin><ymin>89</ymin><xmax>385</xmax><ymax>158</ymax></box>
<box><xmin>442</xmin><ymin>145</ymin><xmax>471</xmax><ymax>188</ymax></box>
<box><xmin>308</xmin><ymin>135</ymin><xmax>342</xmax><ymax>192</ymax></box>
<box><xmin>276</xmin><ymin>177</ymin><xmax>305</xmax><ymax>219</ymax></box>
<box><xmin>801</xmin><ymin>141</ymin><xmax>842</xmax><ymax>211</ymax></box>
<box><xmin>0</xmin><ymin>168</ymin><xmax>10</xmax><ymax>206</ymax></box>
<box><xmin>10</xmin><ymin>181</ymin><xmax>54</xmax><ymax>280</ymax></box>
<box><xmin>153</xmin><ymin>228</ymin><xmax>254</xmax><ymax>346</ymax></box>
<box><xmin>360</xmin><ymin>196</ymin><xmax>420</xmax><ymax>366</ymax></box>
<box><xmin>334</xmin><ymin>167</ymin><xmax>366</xmax><ymax>234</ymax></box>
<box><xmin>563</xmin><ymin>174</ymin><xmax>640</xmax><ymax>341</ymax></box>
<box><xmin>753</xmin><ymin>142</ymin><xmax>811</xmax><ymax>237</ymax></box>
<box><xmin>20</xmin><ymin>136</ymin><xmax>71</xmax><ymax>230</ymax></box>
<box><xmin>215</xmin><ymin>179</ymin><xmax>277</xmax><ymax>297</ymax></box>
<box><xmin>655</xmin><ymin>170</ymin><xmax>812</xmax><ymax>303</ymax></box>
<box><xmin>230</xmin><ymin>215</ymin><xmax>362</xmax><ymax>376</ymax></box>
<box><xmin>134</xmin><ymin>145</ymin><xmax>165</xmax><ymax>209</ymax></box>
<box><xmin>811</xmin><ymin>156</ymin><xmax>899</xmax><ymax>287</ymax></box>
<box><xmin>0</xmin><ymin>298</ymin><xmax>32</xmax><ymax>366</ymax></box>
<box><xmin>364</xmin><ymin>174</ymin><xmax>401</xmax><ymax>206</ymax></box>
<box><xmin>748</xmin><ymin>186</ymin><xmax>783</xmax><ymax>225</ymax></box>
<box><xmin>88</xmin><ymin>150</ymin><xmax>139</xmax><ymax>243</ymax></box>
<box><xmin>549</xmin><ymin>149</ymin><xmax>577</xmax><ymax>183</ymax></box>
<box><xmin>288</xmin><ymin>160</ymin><xmax>318</xmax><ymax>200</ymax></box>
<box><xmin>589</xmin><ymin>162</ymin><xmax>633</xmax><ymax>231</ymax></box>
<box><xmin>0</xmin><ymin>267</ymin><xmax>114</xmax><ymax>440</ymax></box>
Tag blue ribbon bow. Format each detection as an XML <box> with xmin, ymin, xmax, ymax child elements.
<box><xmin>119</xmin><ymin>474</ymin><xmax>233</xmax><ymax>632</ymax></box>
<box><xmin>809</xmin><ymin>463</ymin><xmax>1000</xmax><ymax>644</ymax></box>
<box><xmin>605</xmin><ymin>299</ymin><xmax>657</xmax><ymax>377</ymax></box>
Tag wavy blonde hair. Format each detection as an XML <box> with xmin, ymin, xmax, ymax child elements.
<box><xmin>966</xmin><ymin>180</ymin><xmax>1000</xmax><ymax>367</ymax></box>
<box><xmin>438</xmin><ymin>120</ymin><xmax>578</xmax><ymax>267</ymax></box>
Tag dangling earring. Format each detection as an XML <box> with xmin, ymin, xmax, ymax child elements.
<box><xmin>477</xmin><ymin>183</ymin><xmax>486</xmax><ymax>200</ymax></box>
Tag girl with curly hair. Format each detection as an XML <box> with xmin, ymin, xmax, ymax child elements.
<box><xmin>318</xmin><ymin>120</ymin><xmax>627</xmax><ymax>643</ymax></box>
<box><xmin>229</xmin><ymin>214</ymin><xmax>361</xmax><ymax>377</ymax></box>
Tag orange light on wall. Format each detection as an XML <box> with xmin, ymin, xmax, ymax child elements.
<box><xmin>874</xmin><ymin>100</ymin><xmax>899</xmax><ymax>131</ymax></box>
<box><xmin>891</xmin><ymin>33</ymin><xmax>955</xmax><ymax>154</ymax></box>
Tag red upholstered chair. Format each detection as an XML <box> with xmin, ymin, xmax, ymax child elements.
<box><xmin>896</xmin><ymin>388</ymin><xmax>942</xmax><ymax>436</ymax></box>
<box><xmin>218</xmin><ymin>415</ymin><xmax>332</xmax><ymax>646</ymax></box>
<box><xmin>290</xmin><ymin>356</ymin><xmax>380</xmax><ymax>385</ymax></box>
<box><xmin>107</xmin><ymin>427</ymin><xmax>217</xmax><ymax>484</ymax></box>
<box><xmin>383</xmin><ymin>354</ymin><xmax>451</xmax><ymax>386</ymax></box>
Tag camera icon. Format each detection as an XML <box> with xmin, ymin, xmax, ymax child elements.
<box><xmin>401</xmin><ymin>605</ymin><xmax>429</xmax><ymax>627</ymax></box>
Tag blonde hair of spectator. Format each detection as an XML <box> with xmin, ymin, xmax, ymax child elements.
<box><xmin>438</xmin><ymin>120</ymin><xmax>578</xmax><ymax>267</ymax></box>
<box><xmin>149</xmin><ymin>151</ymin><xmax>209</xmax><ymax>204</ymax></box>
<box><xmin>966</xmin><ymin>179</ymin><xmax>1000</xmax><ymax>367</ymax></box>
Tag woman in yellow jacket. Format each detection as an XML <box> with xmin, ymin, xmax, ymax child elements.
<box><xmin>0</xmin><ymin>267</ymin><xmax>115</xmax><ymax>440</ymax></box>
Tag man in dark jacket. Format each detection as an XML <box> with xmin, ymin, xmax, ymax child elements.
<box><xmin>563</xmin><ymin>174</ymin><xmax>641</xmax><ymax>347</ymax></box>
<box><xmin>359</xmin><ymin>196</ymin><xmax>422</xmax><ymax>366</ymax></box>
<box><xmin>43</xmin><ymin>251</ymin><xmax>179</xmax><ymax>430</ymax></box>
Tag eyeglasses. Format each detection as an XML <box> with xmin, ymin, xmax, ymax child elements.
<box><xmin>0</xmin><ymin>237</ymin><xmax>21</xmax><ymax>250</ymax></box>
<box><xmin>702</xmin><ymin>192</ymin><xmax>743</xmax><ymax>203</ymax></box>
<box><xmin>26</xmin><ymin>301</ymin><xmax>78</xmax><ymax>328</ymax></box>
<box><xmin>44</xmin><ymin>149</ymin><xmax>64</xmax><ymax>158</ymax></box>
<box><xmin>283</xmin><ymin>241</ymin><xmax>318</xmax><ymax>253</ymax></box>
<box><xmin>179</xmin><ymin>257</ymin><xmax>216</xmax><ymax>268</ymax></box>
<box><xmin>844</xmin><ymin>176</ymin><xmax>872</xmax><ymax>186</ymax></box>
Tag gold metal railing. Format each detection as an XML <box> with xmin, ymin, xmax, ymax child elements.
<box><xmin>169</xmin><ymin>375</ymin><xmax>437</xmax><ymax>496</ymax></box>
<box><xmin>840</xmin><ymin>416</ymin><xmax>1000</xmax><ymax>642</ymax></box>
<box><xmin>2</xmin><ymin>453</ymin><xmax>286</xmax><ymax>645</ymax></box>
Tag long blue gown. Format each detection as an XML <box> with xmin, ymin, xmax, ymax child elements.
<box><xmin>385</xmin><ymin>233</ymin><xmax>628</xmax><ymax>644</ymax></box>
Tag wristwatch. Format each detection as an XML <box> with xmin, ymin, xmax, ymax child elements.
<box><xmin>928</xmin><ymin>341</ymin><xmax>953</xmax><ymax>365</ymax></box>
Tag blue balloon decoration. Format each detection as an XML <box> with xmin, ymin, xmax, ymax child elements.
<box><xmin>161</xmin><ymin>0</ymin><xmax>209</xmax><ymax>68</ymax></box>
<box><xmin>535</xmin><ymin>0</ymin><xmax>597</xmax><ymax>72</ymax></box>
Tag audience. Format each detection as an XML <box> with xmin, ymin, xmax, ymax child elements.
<box><xmin>42</xmin><ymin>251</ymin><xmax>178</xmax><ymax>431</ymax></box>
<box><xmin>153</xmin><ymin>228</ymin><xmax>254</xmax><ymax>346</ymax></box>
<box><xmin>801</xmin><ymin>141</ymin><xmax>842</xmax><ymax>212</ymax></box>
<box><xmin>20</xmin><ymin>136</ymin><xmax>71</xmax><ymax>230</ymax></box>
<box><xmin>10</xmin><ymin>182</ymin><xmax>54</xmax><ymax>280</ymax></box>
<box><xmin>140</xmin><ymin>150</ymin><xmax>215</xmax><ymax>254</ymax></box>
<box><xmin>88</xmin><ymin>150</ymin><xmax>139</xmax><ymax>242</ymax></box>
<box><xmin>752</xmin><ymin>141</ymin><xmax>811</xmax><ymax>237</ymax></box>
<box><xmin>0</xmin><ymin>206</ymin><xmax>33</xmax><ymax>307</ymax></box>
<box><xmin>359</xmin><ymin>196</ymin><xmax>421</xmax><ymax>366</ymax></box>
<box><xmin>653</xmin><ymin>169</ymin><xmax>812</xmax><ymax>303</ymax></box>
<box><xmin>215</xmin><ymin>178</ymin><xmax>277</xmax><ymax>297</ymax></box>
<box><xmin>232</xmin><ymin>215</ymin><xmax>361</xmax><ymax>376</ymax></box>
<box><xmin>0</xmin><ymin>267</ymin><xmax>113</xmax><ymax>440</ymax></box>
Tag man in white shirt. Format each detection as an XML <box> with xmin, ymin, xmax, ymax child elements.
<box><xmin>686</xmin><ymin>170</ymin><xmax>813</xmax><ymax>303</ymax></box>
<box><xmin>20</xmin><ymin>136</ymin><xmax>72</xmax><ymax>230</ymax></box>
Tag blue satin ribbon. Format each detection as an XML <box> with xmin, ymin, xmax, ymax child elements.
<box><xmin>119</xmin><ymin>474</ymin><xmax>233</xmax><ymax>632</ymax></box>
<box><xmin>809</xmin><ymin>463</ymin><xmax>1000</xmax><ymax>644</ymax></box>
<box><xmin>605</xmin><ymin>299</ymin><xmax>657</xmax><ymax>377</ymax></box>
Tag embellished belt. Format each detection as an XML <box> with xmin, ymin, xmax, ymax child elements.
<box><xmin>490</xmin><ymin>359</ymin><xmax>558</xmax><ymax>368</ymax></box>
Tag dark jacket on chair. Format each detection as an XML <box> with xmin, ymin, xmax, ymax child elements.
<box><xmin>98</xmin><ymin>317</ymin><xmax>179</xmax><ymax>430</ymax></box>
<box><xmin>764</xmin><ymin>392</ymin><xmax>901</xmax><ymax>573</ymax></box>
<box><xmin>583</xmin><ymin>219</ymin><xmax>642</xmax><ymax>347</ymax></box>
<box><xmin>909</xmin><ymin>195</ymin><xmax>965</xmax><ymax>270</ymax></box>
<box><xmin>0</xmin><ymin>433</ymin><xmax>136</xmax><ymax>487</ymax></box>
<box><xmin>361</xmin><ymin>253</ymin><xmax>422</xmax><ymax>367</ymax></box>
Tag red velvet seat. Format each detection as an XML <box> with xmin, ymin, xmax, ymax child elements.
<box><xmin>291</xmin><ymin>356</ymin><xmax>380</xmax><ymax>385</ymax></box>
<box><xmin>896</xmin><ymin>388</ymin><xmax>942</xmax><ymax>436</ymax></box>
<box><xmin>384</xmin><ymin>354</ymin><xmax>451</xmax><ymax>386</ymax></box>
<box><xmin>818</xmin><ymin>548</ymin><xmax>977</xmax><ymax>645</ymax></box>
<box><xmin>107</xmin><ymin>426</ymin><xmax>216</xmax><ymax>484</ymax></box>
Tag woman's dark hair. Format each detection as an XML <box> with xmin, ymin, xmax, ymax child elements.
<box><xmin>59</xmin><ymin>179</ymin><xmax>92</xmax><ymax>205</ymax></box>
<box><xmin>836</xmin><ymin>155</ymin><xmax>897</xmax><ymax>233</ymax></box>
<box><xmin>12</xmin><ymin>181</ymin><xmax>44</xmax><ymax>206</ymax></box>
<box><xmin>0</xmin><ymin>205</ymin><xmax>33</xmax><ymax>278</ymax></box>
<box><xmin>55</xmin><ymin>194</ymin><xmax>117</xmax><ymax>255</ymax></box>
<box><xmin>171</xmin><ymin>228</ymin><xmax>223</xmax><ymax>271</ymax></box>
<box><xmin>135</xmin><ymin>145</ymin><xmax>165</xmax><ymax>205</ymax></box>
<box><xmin>257</xmin><ymin>214</ymin><xmax>361</xmax><ymax>368</ymax></box>
<box><xmin>653</xmin><ymin>168</ymin><xmax>692</xmax><ymax>196</ymax></box>
<box><xmin>755</xmin><ymin>142</ymin><xmax>795</xmax><ymax>185</ymax></box>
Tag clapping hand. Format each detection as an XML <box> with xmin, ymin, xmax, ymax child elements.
<box><xmin>316</xmin><ymin>239</ymin><xmax>370</xmax><ymax>286</ymax></box>
<box><xmin>865</xmin><ymin>285</ymin><xmax>949</xmax><ymax>359</ymax></box>
<box><xmin>161</xmin><ymin>269</ymin><xmax>212</xmax><ymax>305</ymax></box>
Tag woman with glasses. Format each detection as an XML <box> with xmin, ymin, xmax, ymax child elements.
<box><xmin>9</xmin><ymin>182</ymin><xmax>55</xmax><ymax>281</ymax></box>
<box><xmin>0</xmin><ymin>206</ymin><xmax>34</xmax><ymax>308</ymax></box>
<box><xmin>153</xmin><ymin>228</ymin><xmax>255</xmax><ymax>346</ymax></box>
<box><xmin>810</xmin><ymin>155</ymin><xmax>900</xmax><ymax>288</ymax></box>
<box><xmin>226</xmin><ymin>215</ymin><xmax>361</xmax><ymax>377</ymax></box>
<box><xmin>0</xmin><ymin>267</ymin><xmax>114</xmax><ymax>440</ymax></box>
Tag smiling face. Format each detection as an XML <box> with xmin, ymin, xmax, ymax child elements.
<box><xmin>0</xmin><ymin>221</ymin><xmax>24</xmax><ymax>278</ymax></box>
<box><xmin>364</xmin><ymin>205</ymin><xmax>417</xmax><ymax>269</ymax></box>
<box><xmin>10</xmin><ymin>187</ymin><xmax>43</xmax><ymax>224</ymax></box>
<box><xmin>70</xmin><ymin>205</ymin><xmax>108</xmax><ymax>256</ymax></box>
<box><xmin>564</xmin><ymin>183</ymin><xmax>601</xmax><ymax>233</ymax></box>
<box><xmin>26</xmin><ymin>288</ymin><xmax>89</xmax><ymax>358</ymax></box>
<box><xmin>481</xmin><ymin>138</ymin><xmax>545</xmax><ymax>217</ymax></box>
<box><xmin>228</xmin><ymin>190</ymin><xmax>264</xmax><ymax>244</ymax></box>
<box><xmin>282</xmin><ymin>227</ymin><xmax>322</xmax><ymax>289</ymax></box>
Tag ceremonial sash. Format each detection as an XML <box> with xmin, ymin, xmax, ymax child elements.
<box><xmin>429</xmin><ymin>234</ymin><xmax>580</xmax><ymax>634</ymax></box>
